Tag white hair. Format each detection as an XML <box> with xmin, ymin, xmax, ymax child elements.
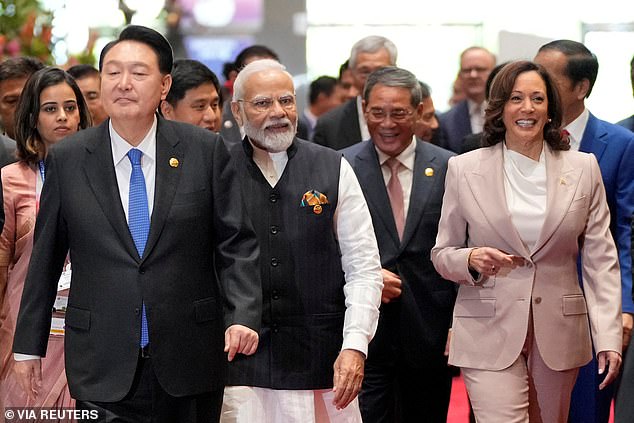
<box><xmin>349</xmin><ymin>35</ymin><xmax>398</xmax><ymax>69</ymax></box>
<box><xmin>232</xmin><ymin>59</ymin><xmax>291</xmax><ymax>102</ymax></box>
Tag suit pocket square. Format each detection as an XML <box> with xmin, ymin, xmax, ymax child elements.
<box><xmin>300</xmin><ymin>190</ymin><xmax>329</xmax><ymax>215</ymax></box>
<box><xmin>300</xmin><ymin>190</ymin><xmax>329</xmax><ymax>206</ymax></box>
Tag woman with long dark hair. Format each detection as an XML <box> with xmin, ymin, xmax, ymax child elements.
<box><xmin>432</xmin><ymin>61</ymin><xmax>621</xmax><ymax>422</ymax></box>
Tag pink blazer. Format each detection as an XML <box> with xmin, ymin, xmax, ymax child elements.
<box><xmin>0</xmin><ymin>162</ymin><xmax>73</xmax><ymax>409</ymax></box>
<box><xmin>431</xmin><ymin>142</ymin><xmax>622</xmax><ymax>371</ymax></box>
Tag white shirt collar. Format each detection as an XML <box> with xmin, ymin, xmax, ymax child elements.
<box><xmin>467</xmin><ymin>99</ymin><xmax>486</xmax><ymax>116</ymax></box>
<box><xmin>110</xmin><ymin>116</ymin><xmax>157</xmax><ymax>166</ymax></box>
<box><xmin>564</xmin><ymin>108</ymin><xmax>589</xmax><ymax>151</ymax></box>
<box><xmin>375</xmin><ymin>136</ymin><xmax>416</xmax><ymax>171</ymax></box>
<box><xmin>249</xmin><ymin>139</ymin><xmax>288</xmax><ymax>162</ymax></box>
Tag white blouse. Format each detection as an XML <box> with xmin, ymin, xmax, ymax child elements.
<box><xmin>502</xmin><ymin>142</ymin><xmax>548</xmax><ymax>252</ymax></box>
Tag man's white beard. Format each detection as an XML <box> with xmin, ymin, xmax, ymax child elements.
<box><xmin>243</xmin><ymin>114</ymin><xmax>296</xmax><ymax>153</ymax></box>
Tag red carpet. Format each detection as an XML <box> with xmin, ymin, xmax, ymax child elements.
<box><xmin>447</xmin><ymin>375</ymin><xmax>470</xmax><ymax>422</ymax></box>
<box><xmin>446</xmin><ymin>375</ymin><xmax>615</xmax><ymax>423</ymax></box>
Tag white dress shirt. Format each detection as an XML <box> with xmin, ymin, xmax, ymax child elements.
<box><xmin>16</xmin><ymin>118</ymin><xmax>159</xmax><ymax>362</ymax></box>
<box><xmin>564</xmin><ymin>108</ymin><xmax>590</xmax><ymax>152</ymax></box>
<box><xmin>468</xmin><ymin>99</ymin><xmax>487</xmax><ymax>134</ymax></box>
<box><xmin>110</xmin><ymin>117</ymin><xmax>157</xmax><ymax>220</ymax></box>
<box><xmin>502</xmin><ymin>142</ymin><xmax>547</xmax><ymax>252</ymax></box>
<box><xmin>249</xmin><ymin>141</ymin><xmax>383</xmax><ymax>356</ymax></box>
<box><xmin>375</xmin><ymin>137</ymin><xmax>416</xmax><ymax>219</ymax></box>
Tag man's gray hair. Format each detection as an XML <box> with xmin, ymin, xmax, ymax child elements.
<box><xmin>363</xmin><ymin>67</ymin><xmax>421</xmax><ymax>108</ymax></box>
<box><xmin>233</xmin><ymin>59</ymin><xmax>292</xmax><ymax>102</ymax></box>
<box><xmin>349</xmin><ymin>35</ymin><xmax>397</xmax><ymax>69</ymax></box>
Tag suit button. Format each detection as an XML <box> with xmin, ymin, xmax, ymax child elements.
<box><xmin>269</xmin><ymin>193</ymin><xmax>279</xmax><ymax>203</ymax></box>
<box><xmin>134</xmin><ymin>308</ymin><xmax>140</xmax><ymax>315</ymax></box>
<box><xmin>270</xmin><ymin>225</ymin><xmax>279</xmax><ymax>235</ymax></box>
<box><xmin>272</xmin><ymin>323</ymin><xmax>279</xmax><ymax>333</ymax></box>
<box><xmin>270</xmin><ymin>258</ymin><xmax>279</xmax><ymax>267</ymax></box>
<box><xmin>139</xmin><ymin>268</ymin><xmax>145</xmax><ymax>274</ymax></box>
<box><xmin>534</xmin><ymin>297</ymin><xmax>542</xmax><ymax>304</ymax></box>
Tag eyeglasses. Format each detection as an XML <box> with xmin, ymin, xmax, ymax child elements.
<box><xmin>237</xmin><ymin>95</ymin><xmax>296</xmax><ymax>113</ymax></box>
<box><xmin>366</xmin><ymin>108</ymin><xmax>414</xmax><ymax>123</ymax></box>
<box><xmin>354</xmin><ymin>67</ymin><xmax>374</xmax><ymax>78</ymax></box>
<box><xmin>460</xmin><ymin>67</ymin><xmax>491</xmax><ymax>76</ymax></box>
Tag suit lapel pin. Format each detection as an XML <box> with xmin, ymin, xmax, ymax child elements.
<box><xmin>560</xmin><ymin>177</ymin><xmax>566</xmax><ymax>185</ymax></box>
<box><xmin>424</xmin><ymin>167</ymin><xmax>434</xmax><ymax>177</ymax></box>
<box><xmin>169</xmin><ymin>157</ymin><xmax>179</xmax><ymax>168</ymax></box>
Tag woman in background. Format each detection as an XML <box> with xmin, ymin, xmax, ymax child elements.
<box><xmin>432</xmin><ymin>61</ymin><xmax>621</xmax><ymax>422</ymax></box>
<box><xmin>0</xmin><ymin>67</ymin><xmax>91</xmax><ymax>411</ymax></box>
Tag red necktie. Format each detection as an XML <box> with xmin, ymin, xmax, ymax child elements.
<box><xmin>561</xmin><ymin>129</ymin><xmax>571</xmax><ymax>146</ymax></box>
<box><xmin>385</xmin><ymin>158</ymin><xmax>405</xmax><ymax>240</ymax></box>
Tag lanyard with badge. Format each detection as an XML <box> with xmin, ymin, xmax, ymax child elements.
<box><xmin>35</xmin><ymin>160</ymin><xmax>45</xmax><ymax>213</ymax></box>
<box><xmin>37</xmin><ymin>159</ymin><xmax>72</xmax><ymax>335</ymax></box>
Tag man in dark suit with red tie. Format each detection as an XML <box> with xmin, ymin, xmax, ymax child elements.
<box><xmin>12</xmin><ymin>25</ymin><xmax>261</xmax><ymax>422</ymax></box>
<box><xmin>343</xmin><ymin>67</ymin><xmax>457</xmax><ymax>422</ymax></box>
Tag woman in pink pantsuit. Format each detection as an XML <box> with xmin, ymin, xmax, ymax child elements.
<box><xmin>0</xmin><ymin>67</ymin><xmax>91</xmax><ymax>413</ymax></box>
<box><xmin>432</xmin><ymin>61</ymin><xmax>622</xmax><ymax>422</ymax></box>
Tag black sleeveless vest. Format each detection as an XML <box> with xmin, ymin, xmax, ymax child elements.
<box><xmin>228</xmin><ymin>138</ymin><xmax>346</xmax><ymax>389</ymax></box>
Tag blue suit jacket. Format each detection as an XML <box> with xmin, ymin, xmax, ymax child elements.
<box><xmin>580</xmin><ymin>113</ymin><xmax>634</xmax><ymax>314</ymax></box>
<box><xmin>570</xmin><ymin>113</ymin><xmax>634</xmax><ymax>423</ymax></box>
<box><xmin>616</xmin><ymin>115</ymin><xmax>634</xmax><ymax>132</ymax></box>
<box><xmin>438</xmin><ymin>100</ymin><xmax>472</xmax><ymax>153</ymax></box>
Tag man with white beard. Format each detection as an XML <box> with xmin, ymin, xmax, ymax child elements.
<box><xmin>221</xmin><ymin>59</ymin><xmax>383</xmax><ymax>423</ymax></box>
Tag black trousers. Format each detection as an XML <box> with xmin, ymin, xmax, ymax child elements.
<box><xmin>76</xmin><ymin>353</ymin><xmax>223</xmax><ymax>423</ymax></box>
<box><xmin>359</xmin><ymin>351</ymin><xmax>452</xmax><ymax>423</ymax></box>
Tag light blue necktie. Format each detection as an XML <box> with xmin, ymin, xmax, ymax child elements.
<box><xmin>127</xmin><ymin>148</ymin><xmax>150</xmax><ymax>348</ymax></box>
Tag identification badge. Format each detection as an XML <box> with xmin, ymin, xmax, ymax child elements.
<box><xmin>58</xmin><ymin>265</ymin><xmax>71</xmax><ymax>291</ymax></box>
<box><xmin>50</xmin><ymin>317</ymin><xmax>65</xmax><ymax>336</ymax></box>
<box><xmin>53</xmin><ymin>296</ymin><xmax>68</xmax><ymax>313</ymax></box>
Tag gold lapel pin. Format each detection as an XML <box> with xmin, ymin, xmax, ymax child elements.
<box><xmin>424</xmin><ymin>167</ymin><xmax>434</xmax><ymax>177</ymax></box>
<box><xmin>560</xmin><ymin>177</ymin><xmax>566</xmax><ymax>185</ymax></box>
<box><xmin>169</xmin><ymin>157</ymin><xmax>179</xmax><ymax>168</ymax></box>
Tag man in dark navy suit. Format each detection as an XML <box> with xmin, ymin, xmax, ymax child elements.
<box><xmin>313</xmin><ymin>35</ymin><xmax>397</xmax><ymax>151</ymax></box>
<box><xmin>343</xmin><ymin>67</ymin><xmax>456</xmax><ymax>423</ymax></box>
<box><xmin>13</xmin><ymin>25</ymin><xmax>261</xmax><ymax>423</ymax></box>
<box><xmin>438</xmin><ymin>47</ymin><xmax>496</xmax><ymax>153</ymax></box>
